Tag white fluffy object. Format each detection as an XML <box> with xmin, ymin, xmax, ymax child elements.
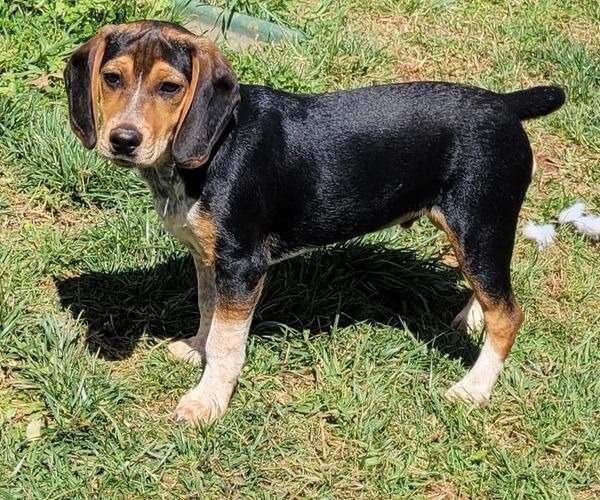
<box><xmin>522</xmin><ymin>222</ymin><xmax>556</xmax><ymax>250</ymax></box>
<box><xmin>572</xmin><ymin>216</ymin><xmax>600</xmax><ymax>240</ymax></box>
<box><xmin>558</xmin><ymin>203</ymin><xmax>600</xmax><ymax>240</ymax></box>
<box><xmin>558</xmin><ymin>202</ymin><xmax>586</xmax><ymax>224</ymax></box>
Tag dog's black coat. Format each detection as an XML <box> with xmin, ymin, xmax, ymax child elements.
<box><xmin>64</xmin><ymin>21</ymin><xmax>568</xmax><ymax>418</ymax></box>
<box><xmin>178</xmin><ymin>82</ymin><xmax>564</xmax><ymax>300</ymax></box>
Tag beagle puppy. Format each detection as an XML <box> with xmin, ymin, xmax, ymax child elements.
<box><xmin>64</xmin><ymin>21</ymin><xmax>565</xmax><ymax>423</ymax></box>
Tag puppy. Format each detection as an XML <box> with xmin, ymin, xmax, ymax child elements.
<box><xmin>64</xmin><ymin>21</ymin><xmax>565</xmax><ymax>423</ymax></box>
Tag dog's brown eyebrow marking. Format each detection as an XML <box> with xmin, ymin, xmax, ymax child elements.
<box><xmin>102</xmin><ymin>23</ymin><xmax>193</xmax><ymax>81</ymax></box>
<box><xmin>101</xmin><ymin>54</ymin><xmax>134</xmax><ymax>77</ymax></box>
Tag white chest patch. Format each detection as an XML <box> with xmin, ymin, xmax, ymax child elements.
<box><xmin>139</xmin><ymin>166</ymin><xmax>204</xmax><ymax>254</ymax></box>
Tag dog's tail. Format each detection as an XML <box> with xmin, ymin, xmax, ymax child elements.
<box><xmin>501</xmin><ymin>86</ymin><xmax>566</xmax><ymax>121</ymax></box>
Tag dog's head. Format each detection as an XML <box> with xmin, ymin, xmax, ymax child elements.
<box><xmin>64</xmin><ymin>21</ymin><xmax>240</xmax><ymax>168</ymax></box>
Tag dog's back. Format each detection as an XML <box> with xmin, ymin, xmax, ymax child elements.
<box><xmin>199</xmin><ymin>82</ymin><xmax>564</xmax><ymax>249</ymax></box>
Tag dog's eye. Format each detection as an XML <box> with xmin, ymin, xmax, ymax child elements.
<box><xmin>159</xmin><ymin>82</ymin><xmax>182</xmax><ymax>95</ymax></box>
<box><xmin>103</xmin><ymin>72</ymin><xmax>121</xmax><ymax>87</ymax></box>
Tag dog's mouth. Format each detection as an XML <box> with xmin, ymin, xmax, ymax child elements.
<box><xmin>108</xmin><ymin>154</ymin><xmax>138</xmax><ymax>168</ymax></box>
<box><xmin>98</xmin><ymin>147</ymin><xmax>149</xmax><ymax>168</ymax></box>
<box><xmin>98</xmin><ymin>138</ymin><xmax>172</xmax><ymax>169</ymax></box>
<box><xmin>97</xmin><ymin>142</ymin><xmax>137</xmax><ymax>167</ymax></box>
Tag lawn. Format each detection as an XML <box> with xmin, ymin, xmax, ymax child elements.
<box><xmin>1</xmin><ymin>0</ymin><xmax>599</xmax><ymax>497</ymax></box>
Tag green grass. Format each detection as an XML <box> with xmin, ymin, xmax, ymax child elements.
<box><xmin>1</xmin><ymin>0</ymin><xmax>599</xmax><ymax>497</ymax></box>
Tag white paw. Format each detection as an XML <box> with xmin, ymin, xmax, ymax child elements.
<box><xmin>173</xmin><ymin>391</ymin><xmax>228</xmax><ymax>424</ymax></box>
<box><xmin>445</xmin><ymin>380</ymin><xmax>491</xmax><ymax>405</ymax></box>
<box><xmin>452</xmin><ymin>295</ymin><xmax>485</xmax><ymax>332</ymax></box>
<box><xmin>168</xmin><ymin>338</ymin><xmax>203</xmax><ymax>365</ymax></box>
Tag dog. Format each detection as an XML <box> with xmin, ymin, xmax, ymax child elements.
<box><xmin>64</xmin><ymin>20</ymin><xmax>565</xmax><ymax>423</ymax></box>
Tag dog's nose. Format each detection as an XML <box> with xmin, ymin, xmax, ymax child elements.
<box><xmin>109</xmin><ymin>127</ymin><xmax>142</xmax><ymax>155</ymax></box>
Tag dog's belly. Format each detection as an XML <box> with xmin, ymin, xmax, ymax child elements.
<box><xmin>272</xmin><ymin>195</ymin><xmax>433</xmax><ymax>252</ymax></box>
<box><xmin>268</xmin><ymin>209</ymin><xmax>426</xmax><ymax>265</ymax></box>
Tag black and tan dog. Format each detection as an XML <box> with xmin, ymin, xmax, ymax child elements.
<box><xmin>64</xmin><ymin>21</ymin><xmax>565</xmax><ymax>423</ymax></box>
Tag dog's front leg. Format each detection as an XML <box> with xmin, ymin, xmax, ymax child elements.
<box><xmin>173</xmin><ymin>256</ymin><xmax>265</xmax><ymax>424</ymax></box>
<box><xmin>169</xmin><ymin>253</ymin><xmax>215</xmax><ymax>365</ymax></box>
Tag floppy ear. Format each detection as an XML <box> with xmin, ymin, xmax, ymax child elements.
<box><xmin>64</xmin><ymin>27</ymin><xmax>113</xmax><ymax>149</ymax></box>
<box><xmin>172</xmin><ymin>40</ymin><xmax>240</xmax><ymax>168</ymax></box>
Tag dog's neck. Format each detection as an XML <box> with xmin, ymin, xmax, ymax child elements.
<box><xmin>138</xmin><ymin>163</ymin><xmax>194</xmax><ymax>220</ymax></box>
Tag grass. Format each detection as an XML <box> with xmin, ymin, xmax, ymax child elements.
<box><xmin>1</xmin><ymin>0</ymin><xmax>599</xmax><ymax>497</ymax></box>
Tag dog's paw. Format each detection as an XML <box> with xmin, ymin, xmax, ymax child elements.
<box><xmin>168</xmin><ymin>338</ymin><xmax>203</xmax><ymax>365</ymax></box>
<box><xmin>445</xmin><ymin>381</ymin><xmax>490</xmax><ymax>405</ymax></box>
<box><xmin>451</xmin><ymin>296</ymin><xmax>485</xmax><ymax>332</ymax></box>
<box><xmin>173</xmin><ymin>392</ymin><xmax>227</xmax><ymax>424</ymax></box>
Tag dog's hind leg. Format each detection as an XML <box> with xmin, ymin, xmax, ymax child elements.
<box><xmin>446</xmin><ymin>293</ymin><xmax>523</xmax><ymax>403</ymax></box>
<box><xmin>429</xmin><ymin>202</ymin><xmax>524</xmax><ymax>403</ymax></box>
<box><xmin>168</xmin><ymin>254</ymin><xmax>215</xmax><ymax>365</ymax></box>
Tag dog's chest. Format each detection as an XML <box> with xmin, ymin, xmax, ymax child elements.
<box><xmin>139</xmin><ymin>167</ymin><xmax>204</xmax><ymax>253</ymax></box>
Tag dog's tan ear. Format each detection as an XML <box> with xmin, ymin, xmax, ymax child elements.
<box><xmin>172</xmin><ymin>39</ymin><xmax>240</xmax><ymax>168</ymax></box>
<box><xmin>64</xmin><ymin>26</ymin><xmax>113</xmax><ymax>149</ymax></box>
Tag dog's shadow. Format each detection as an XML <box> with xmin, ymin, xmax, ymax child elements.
<box><xmin>55</xmin><ymin>241</ymin><xmax>477</xmax><ymax>363</ymax></box>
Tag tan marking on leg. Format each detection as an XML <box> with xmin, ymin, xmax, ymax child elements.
<box><xmin>169</xmin><ymin>255</ymin><xmax>215</xmax><ymax>365</ymax></box>
<box><xmin>429</xmin><ymin>208</ymin><xmax>466</xmax><ymax>269</ymax></box>
<box><xmin>480</xmin><ymin>299</ymin><xmax>523</xmax><ymax>359</ymax></box>
<box><xmin>187</xmin><ymin>210</ymin><xmax>217</xmax><ymax>266</ymax></box>
<box><xmin>215</xmin><ymin>275</ymin><xmax>265</xmax><ymax>323</ymax></box>
<box><xmin>447</xmin><ymin>298</ymin><xmax>523</xmax><ymax>403</ymax></box>
<box><xmin>173</xmin><ymin>279</ymin><xmax>264</xmax><ymax>424</ymax></box>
